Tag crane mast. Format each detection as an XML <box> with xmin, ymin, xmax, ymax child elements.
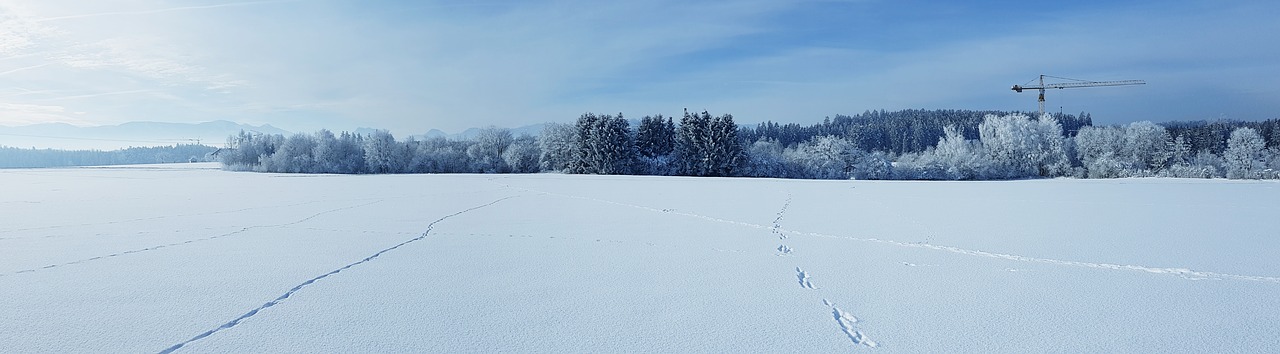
<box><xmin>1011</xmin><ymin>75</ymin><xmax>1145</xmax><ymax>118</ymax></box>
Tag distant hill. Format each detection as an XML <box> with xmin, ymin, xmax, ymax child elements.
<box><xmin>0</xmin><ymin>120</ymin><xmax>290</xmax><ymax>150</ymax></box>
<box><xmin>410</xmin><ymin>123</ymin><xmax>548</xmax><ymax>141</ymax></box>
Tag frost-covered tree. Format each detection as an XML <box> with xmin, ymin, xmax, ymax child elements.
<box><xmin>777</xmin><ymin>135</ymin><xmax>891</xmax><ymax>180</ymax></box>
<box><xmin>468</xmin><ymin>127</ymin><xmax>513</xmax><ymax>173</ymax></box>
<box><xmin>363</xmin><ymin>130</ymin><xmax>408</xmax><ymax>174</ymax></box>
<box><xmin>263</xmin><ymin>133</ymin><xmax>318</xmax><ymax>173</ymax></box>
<box><xmin>1167</xmin><ymin>135</ymin><xmax>1193</xmax><ymax>168</ymax></box>
<box><xmin>220</xmin><ymin>130</ymin><xmax>283</xmax><ymax>171</ymax></box>
<box><xmin>707</xmin><ymin>113</ymin><xmax>745</xmax><ymax>176</ymax></box>
<box><xmin>1224</xmin><ymin>127</ymin><xmax>1266</xmax><ymax>179</ymax></box>
<box><xmin>502</xmin><ymin>135</ymin><xmax>541</xmax><ymax>173</ymax></box>
<box><xmin>1075</xmin><ymin>125</ymin><xmax>1126</xmax><ymax>177</ymax></box>
<box><xmin>1124</xmin><ymin>121</ymin><xmax>1172</xmax><ymax>173</ymax></box>
<box><xmin>785</xmin><ymin>135</ymin><xmax>859</xmax><ymax>179</ymax></box>
<box><xmin>675</xmin><ymin>110</ymin><xmax>743</xmax><ymax>177</ymax></box>
<box><xmin>932</xmin><ymin>125</ymin><xmax>991</xmax><ymax>179</ymax></box>
<box><xmin>1162</xmin><ymin>150</ymin><xmax>1220</xmax><ymax>178</ymax></box>
<box><xmin>742</xmin><ymin>138</ymin><xmax>790</xmax><ymax>178</ymax></box>
<box><xmin>220</xmin><ymin>131</ymin><xmax>258</xmax><ymax>170</ymax></box>
<box><xmin>634</xmin><ymin>115</ymin><xmax>677</xmax><ymax>175</ymax></box>
<box><xmin>892</xmin><ymin>150</ymin><xmax>945</xmax><ymax>180</ymax></box>
<box><xmin>569</xmin><ymin>113</ymin><xmax>636</xmax><ymax>175</ymax></box>
<box><xmin>409</xmin><ymin>137</ymin><xmax>473</xmax><ymax>173</ymax></box>
<box><xmin>636</xmin><ymin>115</ymin><xmax>676</xmax><ymax>158</ymax></box>
<box><xmin>674</xmin><ymin>110</ymin><xmax>709</xmax><ymax>176</ymax></box>
<box><xmin>336</xmin><ymin>132</ymin><xmax>367</xmax><ymax>173</ymax></box>
<box><xmin>851</xmin><ymin>151</ymin><xmax>893</xmax><ymax>180</ymax></box>
<box><xmin>1073</xmin><ymin>122</ymin><xmax>1176</xmax><ymax>178</ymax></box>
<box><xmin>1268</xmin><ymin>147</ymin><xmax>1280</xmax><ymax>176</ymax></box>
<box><xmin>1158</xmin><ymin>134</ymin><xmax>1205</xmax><ymax>178</ymax></box>
<box><xmin>895</xmin><ymin>125</ymin><xmax>991</xmax><ymax>180</ymax></box>
<box><xmin>312</xmin><ymin>129</ymin><xmax>341</xmax><ymax>173</ymax></box>
<box><xmin>979</xmin><ymin>113</ymin><xmax>1069</xmax><ymax>178</ymax></box>
<box><xmin>1192</xmin><ymin>149</ymin><xmax>1225</xmax><ymax>178</ymax></box>
<box><xmin>538</xmin><ymin>122</ymin><xmax>577</xmax><ymax>172</ymax></box>
<box><xmin>232</xmin><ymin>129</ymin><xmax>369</xmax><ymax>174</ymax></box>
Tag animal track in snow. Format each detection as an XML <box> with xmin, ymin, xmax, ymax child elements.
<box><xmin>796</xmin><ymin>267</ymin><xmax>815</xmax><ymax>289</ymax></box>
<box><xmin>157</xmin><ymin>196</ymin><xmax>516</xmax><ymax>354</ymax></box>
<box><xmin>2</xmin><ymin>200</ymin><xmax>386</xmax><ymax>277</ymax></box>
<box><xmin>774</xmin><ymin>194</ymin><xmax>792</xmax><ymax>222</ymax></box>
<box><xmin>777</xmin><ymin>244</ymin><xmax>793</xmax><ymax>256</ymax></box>
<box><xmin>825</xmin><ymin>299</ymin><xmax>877</xmax><ymax>348</ymax></box>
<box><xmin>0</xmin><ymin>200</ymin><xmax>327</xmax><ymax>235</ymax></box>
<box><xmin>527</xmin><ymin>188</ymin><xmax>1280</xmax><ymax>284</ymax></box>
<box><xmin>285</xmin><ymin>226</ymin><xmax>417</xmax><ymax>236</ymax></box>
<box><xmin>770</xmin><ymin>194</ymin><xmax>792</xmax><ymax>240</ymax></box>
<box><xmin>505</xmin><ymin>187</ymin><xmax>888</xmax><ymax>348</ymax></box>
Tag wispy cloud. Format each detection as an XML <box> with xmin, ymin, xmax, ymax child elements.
<box><xmin>37</xmin><ymin>89</ymin><xmax>153</xmax><ymax>101</ymax></box>
<box><xmin>0</xmin><ymin>62</ymin><xmax>48</xmax><ymax>76</ymax></box>
<box><xmin>0</xmin><ymin>87</ymin><xmax>58</xmax><ymax>98</ymax></box>
<box><xmin>0</xmin><ymin>101</ymin><xmax>64</xmax><ymax>113</ymax></box>
<box><xmin>0</xmin><ymin>0</ymin><xmax>252</xmax><ymax>127</ymax></box>
<box><xmin>0</xmin><ymin>1</ymin><xmax>60</xmax><ymax>55</ymax></box>
<box><xmin>55</xmin><ymin>38</ymin><xmax>201</xmax><ymax>79</ymax></box>
<box><xmin>32</xmin><ymin>0</ymin><xmax>303</xmax><ymax>22</ymax></box>
<box><xmin>0</xmin><ymin>101</ymin><xmax>85</xmax><ymax>126</ymax></box>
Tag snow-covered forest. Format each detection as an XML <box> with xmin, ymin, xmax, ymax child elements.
<box><xmin>219</xmin><ymin>110</ymin><xmax>1280</xmax><ymax>180</ymax></box>
<box><xmin>0</xmin><ymin>144</ymin><xmax>215</xmax><ymax>168</ymax></box>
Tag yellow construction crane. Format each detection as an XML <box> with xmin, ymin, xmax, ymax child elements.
<box><xmin>1012</xmin><ymin>74</ymin><xmax>1145</xmax><ymax>118</ymax></box>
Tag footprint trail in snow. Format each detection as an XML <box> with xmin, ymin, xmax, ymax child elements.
<box><xmin>825</xmin><ymin>299</ymin><xmax>877</xmax><ymax>348</ymax></box>
<box><xmin>772</xmin><ymin>194</ymin><xmax>876</xmax><ymax>348</ymax></box>
<box><xmin>796</xmin><ymin>267</ymin><xmax>815</xmax><ymax>289</ymax></box>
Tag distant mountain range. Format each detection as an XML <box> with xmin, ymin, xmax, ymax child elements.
<box><xmin>414</xmin><ymin>123</ymin><xmax>549</xmax><ymax>141</ymax></box>
<box><xmin>0</xmin><ymin>120</ymin><xmax>290</xmax><ymax>150</ymax></box>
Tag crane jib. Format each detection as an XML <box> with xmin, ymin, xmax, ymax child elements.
<box><xmin>1012</xmin><ymin>80</ymin><xmax>1145</xmax><ymax>92</ymax></box>
<box><xmin>1010</xmin><ymin>75</ymin><xmax>1145</xmax><ymax>117</ymax></box>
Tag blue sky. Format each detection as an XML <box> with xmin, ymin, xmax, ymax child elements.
<box><xmin>1</xmin><ymin>0</ymin><xmax>1277</xmax><ymax>135</ymax></box>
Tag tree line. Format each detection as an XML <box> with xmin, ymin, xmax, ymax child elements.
<box><xmin>0</xmin><ymin>144</ymin><xmax>215</xmax><ymax>168</ymax></box>
<box><xmin>740</xmin><ymin>109</ymin><xmax>1093</xmax><ymax>154</ymax></box>
<box><xmin>219</xmin><ymin>109</ymin><xmax>1280</xmax><ymax>180</ymax></box>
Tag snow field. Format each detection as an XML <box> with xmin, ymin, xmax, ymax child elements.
<box><xmin>2</xmin><ymin>164</ymin><xmax>1279</xmax><ymax>352</ymax></box>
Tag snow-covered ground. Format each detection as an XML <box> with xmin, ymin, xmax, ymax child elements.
<box><xmin>2</xmin><ymin>163</ymin><xmax>1278</xmax><ymax>353</ymax></box>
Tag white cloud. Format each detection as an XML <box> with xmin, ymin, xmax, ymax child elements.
<box><xmin>0</xmin><ymin>1</ymin><xmax>61</xmax><ymax>55</ymax></box>
<box><xmin>31</xmin><ymin>0</ymin><xmax>303</xmax><ymax>22</ymax></box>
<box><xmin>53</xmin><ymin>37</ymin><xmax>218</xmax><ymax>84</ymax></box>
<box><xmin>0</xmin><ymin>102</ymin><xmax>92</xmax><ymax>126</ymax></box>
<box><xmin>0</xmin><ymin>0</ymin><xmax>258</xmax><ymax>126</ymax></box>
